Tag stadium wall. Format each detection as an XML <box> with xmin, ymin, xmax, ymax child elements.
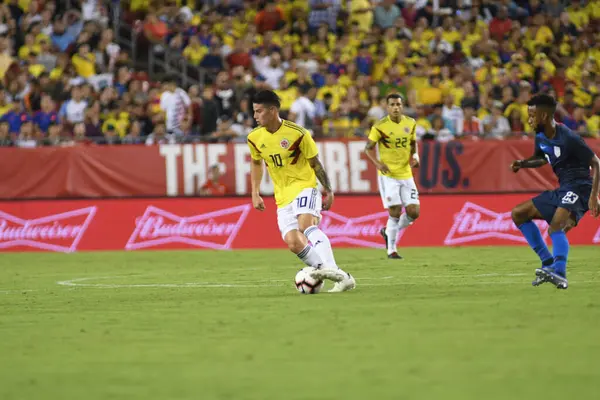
<box><xmin>0</xmin><ymin>195</ymin><xmax>598</xmax><ymax>253</ymax></box>
<box><xmin>3</xmin><ymin>139</ymin><xmax>600</xmax><ymax>199</ymax></box>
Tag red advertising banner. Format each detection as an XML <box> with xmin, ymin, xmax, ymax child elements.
<box><xmin>1</xmin><ymin>139</ymin><xmax>599</xmax><ymax>199</ymax></box>
<box><xmin>1</xmin><ymin>195</ymin><xmax>599</xmax><ymax>253</ymax></box>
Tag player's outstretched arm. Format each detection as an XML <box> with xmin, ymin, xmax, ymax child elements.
<box><xmin>364</xmin><ymin>140</ymin><xmax>390</xmax><ymax>173</ymax></box>
<box><xmin>510</xmin><ymin>155</ymin><xmax>548</xmax><ymax>173</ymax></box>
<box><xmin>250</xmin><ymin>159</ymin><xmax>265</xmax><ymax>211</ymax></box>
<box><xmin>308</xmin><ymin>156</ymin><xmax>334</xmax><ymax>211</ymax></box>
<box><xmin>589</xmin><ymin>155</ymin><xmax>600</xmax><ymax>217</ymax></box>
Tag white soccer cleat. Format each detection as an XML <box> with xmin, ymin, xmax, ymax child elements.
<box><xmin>309</xmin><ymin>267</ymin><xmax>346</xmax><ymax>283</ymax></box>
<box><xmin>328</xmin><ymin>273</ymin><xmax>356</xmax><ymax>293</ymax></box>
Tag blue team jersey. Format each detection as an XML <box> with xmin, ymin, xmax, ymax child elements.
<box><xmin>534</xmin><ymin>123</ymin><xmax>594</xmax><ymax>187</ymax></box>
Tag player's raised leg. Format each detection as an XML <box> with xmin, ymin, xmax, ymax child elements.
<box><xmin>512</xmin><ymin>199</ymin><xmax>553</xmax><ymax>266</ymax></box>
<box><xmin>398</xmin><ymin>178</ymin><xmax>420</xmax><ymax>230</ymax></box>
<box><xmin>511</xmin><ymin>199</ymin><xmax>554</xmax><ymax>286</ymax></box>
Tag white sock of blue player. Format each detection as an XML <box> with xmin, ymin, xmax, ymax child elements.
<box><xmin>296</xmin><ymin>244</ymin><xmax>324</xmax><ymax>269</ymax></box>
<box><xmin>398</xmin><ymin>213</ymin><xmax>414</xmax><ymax>230</ymax></box>
<box><xmin>386</xmin><ymin>217</ymin><xmax>400</xmax><ymax>255</ymax></box>
<box><xmin>304</xmin><ymin>225</ymin><xmax>338</xmax><ymax>269</ymax></box>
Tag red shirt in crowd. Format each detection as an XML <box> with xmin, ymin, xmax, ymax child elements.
<box><xmin>200</xmin><ymin>180</ymin><xmax>226</xmax><ymax>196</ymax></box>
<box><xmin>255</xmin><ymin>7</ymin><xmax>283</xmax><ymax>34</ymax></box>
<box><xmin>489</xmin><ymin>17</ymin><xmax>512</xmax><ymax>41</ymax></box>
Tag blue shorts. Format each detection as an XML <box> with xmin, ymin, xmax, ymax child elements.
<box><xmin>532</xmin><ymin>183</ymin><xmax>592</xmax><ymax>225</ymax></box>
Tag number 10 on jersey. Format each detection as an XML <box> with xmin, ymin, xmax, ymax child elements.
<box><xmin>270</xmin><ymin>154</ymin><xmax>283</xmax><ymax>167</ymax></box>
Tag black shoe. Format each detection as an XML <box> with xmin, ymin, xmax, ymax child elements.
<box><xmin>387</xmin><ymin>252</ymin><xmax>403</xmax><ymax>259</ymax></box>
<box><xmin>380</xmin><ymin>227</ymin><xmax>388</xmax><ymax>250</ymax></box>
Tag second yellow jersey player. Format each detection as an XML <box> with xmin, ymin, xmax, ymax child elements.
<box><xmin>365</xmin><ymin>93</ymin><xmax>421</xmax><ymax>259</ymax></box>
<box><xmin>367</xmin><ymin>114</ymin><xmax>417</xmax><ymax>180</ymax></box>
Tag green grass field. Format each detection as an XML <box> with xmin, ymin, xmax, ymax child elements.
<box><xmin>1</xmin><ymin>247</ymin><xmax>600</xmax><ymax>400</ymax></box>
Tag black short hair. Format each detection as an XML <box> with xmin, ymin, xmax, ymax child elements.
<box><xmin>527</xmin><ymin>93</ymin><xmax>557</xmax><ymax>111</ymax></box>
<box><xmin>386</xmin><ymin>93</ymin><xmax>403</xmax><ymax>103</ymax></box>
<box><xmin>253</xmin><ymin>90</ymin><xmax>281</xmax><ymax>109</ymax></box>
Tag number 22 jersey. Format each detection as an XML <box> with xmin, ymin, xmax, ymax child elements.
<box><xmin>368</xmin><ymin>115</ymin><xmax>417</xmax><ymax>180</ymax></box>
<box><xmin>247</xmin><ymin>120</ymin><xmax>318</xmax><ymax>207</ymax></box>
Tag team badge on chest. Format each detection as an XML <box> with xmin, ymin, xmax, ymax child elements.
<box><xmin>280</xmin><ymin>138</ymin><xmax>290</xmax><ymax>149</ymax></box>
<box><xmin>404</xmin><ymin>127</ymin><xmax>410</xmax><ymax>133</ymax></box>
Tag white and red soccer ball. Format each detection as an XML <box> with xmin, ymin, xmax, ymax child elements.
<box><xmin>294</xmin><ymin>267</ymin><xmax>324</xmax><ymax>294</ymax></box>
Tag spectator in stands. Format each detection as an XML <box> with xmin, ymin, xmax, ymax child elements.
<box><xmin>60</xmin><ymin>85</ymin><xmax>88</xmax><ymax>124</ymax></box>
<box><xmin>289</xmin><ymin>86</ymin><xmax>317</xmax><ymax>130</ymax></box>
<box><xmin>160</xmin><ymin>76</ymin><xmax>191</xmax><ymax>136</ymax></box>
<box><xmin>489</xmin><ymin>7</ymin><xmax>512</xmax><ymax>42</ymax></box>
<box><xmin>122</xmin><ymin>120</ymin><xmax>144</xmax><ymax>144</ymax></box>
<box><xmin>145</xmin><ymin>122</ymin><xmax>174</xmax><ymax>145</ymax></box>
<box><xmin>16</xmin><ymin>121</ymin><xmax>36</xmax><ymax>148</ymax></box>
<box><xmin>483</xmin><ymin>101</ymin><xmax>511</xmax><ymax>139</ymax></box>
<box><xmin>43</xmin><ymin>123</ymin><xmax>65</xmax><ymax>146</ymax></box>
<box><xmin>0</xmin><ymin>121</ymin><xmax>11</xmax><ymax>146</ymax></box>
<box><xmin>309</xmin><ymin>0</ymin><xmax>341</xmax><ymax>33</ymax></box>
<box><xmin>255</xmin><ymin>1</ymin><xmax>284</xmax><ymax>34</ymax></box>
<box><xmin>199</xmin><ymin>165</ymin><xmax>226</xmax><ymax>196</ymax></box>
<box><xmin>33</xmin><ymin>95</ymin><xmax>59</xmax><ymax>134</ymax></box>
<box><xmin>201</xmin><ymin>86</ymin><xmax>219</xmax><ymax>136</ymax></box>
<box><xmin>214</xmin><ymin>71</ymin><xmax>236</xmax><ymax>117</ymax></box>
<box><xmin>442</xmin><ymin>95</ymin><xmax>464</xmax><ymax>135</ymax></box>
<box><xmin>425</xmin><ymin>115</ymin><xmax>453</xmax><ymax>142</ymax></box>
<box><xmin>374</xmin><ymin>0</ymin><xmax>400</xmax><ymax>30</ymax></box>
<box><xmin>459</xmin><ymin>105</ymin><xmax>483</xmax><ymax>139</ymax></box>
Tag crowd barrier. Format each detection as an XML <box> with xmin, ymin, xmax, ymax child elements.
<box><xmin>1</xmin><ymin>194</ymin><xmax>598</xmax><ymax>253</ymax></box>
<box><xmin>2</xmin><ymin>139</ymin><xmax>600</xmax><ymax>199</ymax></box>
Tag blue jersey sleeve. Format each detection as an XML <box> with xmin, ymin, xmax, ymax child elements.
<box><xmin>569</xmin><ymin>134</ymin><xmax>595</xmax><ymax>165</ymax></box>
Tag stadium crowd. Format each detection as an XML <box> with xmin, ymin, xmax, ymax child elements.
<box><xmin>0</xmin><ymin>0</ymin><xmax>598</xmax><ymax>148</ymax></box>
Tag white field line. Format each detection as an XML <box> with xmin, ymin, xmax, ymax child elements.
<box><xmin>54</xmin><ymin>273</ymin><xmax>600</xmax><ymax>290</ymax></box>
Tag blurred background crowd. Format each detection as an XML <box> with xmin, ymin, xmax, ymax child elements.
<box><xmin>0</xmin><ymin>0</ymin><xmax>598</xmax><ymax>148</ymax></box>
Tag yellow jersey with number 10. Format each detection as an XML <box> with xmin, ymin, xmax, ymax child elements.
<box><xmin>368</xmin><ymin>115</ymin><xmax>417</xmax><ymax>180</ymax></box>
<box><xmin>247</xmin><ymin>120</ymin><xmax>318</xmax><ymax>207</ymax></box>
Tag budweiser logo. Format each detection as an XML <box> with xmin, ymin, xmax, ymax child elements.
<box><xmin>320</xmin><ymin>210</ymin><xmax>397</xmax><ymax>248</ymax></box>
<box><xmin>125</xmin><ymin>205</ymin><xmax>251</xmax><ymax>250</ymax></box>
<box><xmin>0</xmin><ymin>207</ymin><xmax>96</xmax><ymax>253</ymax></box>
<box><xmin>594</xmin><ymin>226</ymin><xmax>600</xmax><ymax>244</ymax></box>
<box><xmin>444</xmin><ymin>202</ymin><xmax>548</xmax><ymax>245</ymax></box>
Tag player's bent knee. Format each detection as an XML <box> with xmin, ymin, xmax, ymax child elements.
<box><xmin>511</xmin><ymin>207</ymin><xmax>528</xmax><ymax>225</ymax></box>
<box><xmin>406</xmin><ymin>206</ymin><xmax>420</xmax><ymax>220</ymax></box>
<box><xmin>297</xmin><ymin>214</ymin><xmax>318</xmax><ymax>233</ymax></box>
<box><xmin>284</xmin><ymin>230</ymin><xmax>307</xmax><ymax>254</ymax></box>
<box><xmin>388</xmin><ymin>206</ymin><xmax>402</xmax><ymax>218</ymax></box>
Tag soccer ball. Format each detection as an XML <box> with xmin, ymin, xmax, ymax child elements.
<box><xmin>294</xmin><ymin>267</ymin><xmax>324</xmax><ymax>294</ymax></box>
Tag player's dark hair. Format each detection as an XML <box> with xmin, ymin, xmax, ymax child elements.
<box><xmin>386</xmin><ymin>93</ymin><xmax>403</xmax><ymax>103</ymax></box>
<box><xmin>252</xmin><ymin>90</ymin><xmax>281</xmax><ymax>109</ymax></box>
<box><xmin>527</xmin><ymin>93</ymin><xmax>557</xmax><ymax>111</ymax></box>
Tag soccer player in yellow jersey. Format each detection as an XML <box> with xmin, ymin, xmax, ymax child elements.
<box><xmin>248</xmin><ymin>90</ymin><xmax>356</xmax><ymax>292</ymax></box>
<box><xmin>365</xmin><ymin>93</ymin><xmax>420</xmax><ymax>259</ymax></box>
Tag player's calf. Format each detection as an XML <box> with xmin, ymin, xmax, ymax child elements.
<box><xmin>284</xmin><ymin>230</ymin><xmax>324</xmax><ymax>269</ymax></box>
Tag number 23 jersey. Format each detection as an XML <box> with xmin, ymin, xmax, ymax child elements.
<box><xmin>368</xmin><ymin>115</ymin><xmax>417</xmax><ymax>180</ymax></box>
<box><xmin>247</xmin><ymin>120</ymin><xmax>318</xmax><ymax>207</ymax></box>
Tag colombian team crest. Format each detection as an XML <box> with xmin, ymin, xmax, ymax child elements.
<box><xmin>404</xmin><ymin>127</ymin><xmax>410</xmax><ymax>133</ymax></box>
<box><xmin>280</xmin><ymin>139</ymin><xmax>290</xmax><ymax>149</ymax></box>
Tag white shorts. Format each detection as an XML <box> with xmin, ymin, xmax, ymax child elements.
<box><xmin>277</xmin><ymin>187</ymin><xmax>321</xmax><ymax>239</ymax></box>
<box><xmin>378</xmin><ymin>175</ymin><xmax>420</xmax><ymax>209</ymax></box>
